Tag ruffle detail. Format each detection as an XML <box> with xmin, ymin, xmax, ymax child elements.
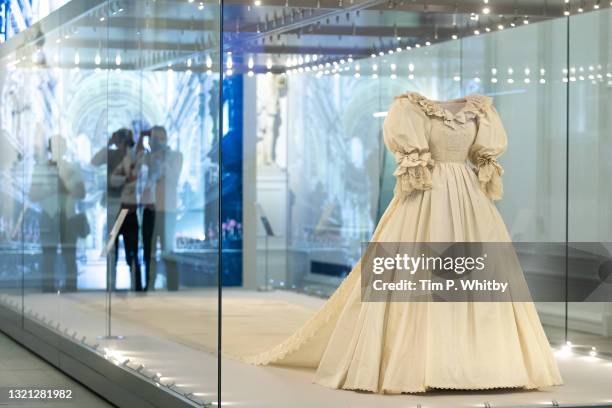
<box><xmin>392</xmin><ymin>150</ymin><xmax>434</xmax><ymax>198</ymax></box>
<box><xmin>474</xmin><ymin>155</ymin><xmax>504</xmax><ymax>201</ymax></box>
<box><xmin>334</xmin><ymin>381</ymin><xmax>551</xmax><ymax>395</ymax></box>
<box><xmin>402</xmin><ymin>92</ymin><xmax>492</xmax><ymax>129</ymax></box>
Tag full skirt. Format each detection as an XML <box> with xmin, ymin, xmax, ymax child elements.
<box><xmin>244</xmin><ymin>163</ymin><xmax>563</xmax><ymax>393</ymax></box>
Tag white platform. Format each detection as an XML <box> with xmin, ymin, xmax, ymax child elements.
<box><xmin>0</xmin><ymin>290</ymin><xmax>611</xmax><ymax>407</ymax></box>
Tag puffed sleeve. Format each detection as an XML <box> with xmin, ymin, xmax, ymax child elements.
<box><xmin>469</xmin><ymin>104</ymin><xmax>507</xmax><ymax>201</ymax></box>
<box><xmin>383</xmin><ymin>97</ymin><xmax>434</xmax><ymax>199</ymax></box>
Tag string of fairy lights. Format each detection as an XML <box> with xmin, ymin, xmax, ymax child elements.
<box><xmin>275</xmin><ymin>53</ymin><xmax>612</xmax><ymax>88</ymax></box>
<box><xmin>2</xmin><ymin>0</ymin><xmax>612</xmax><ymax>80</ymax></box>
<box><xmin>231</xmin><ymin>0</ymin><xmax>612</xmax><ymax>80</ymax></box>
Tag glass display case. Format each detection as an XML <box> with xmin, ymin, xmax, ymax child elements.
<box><xmin>0</xmin><ymin>0</ymin><xmax>611</xmax><ymax>407</ymax></box>
<box><xmin>0</xmin><ymin>0</ymin><xmax>221</xmax><ymax>406</ymax></box>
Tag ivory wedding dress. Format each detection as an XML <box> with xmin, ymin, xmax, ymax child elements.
<box><xmin>245</xmin><ymin>92</ymin><xmax>563</xmax><ymax>393</ymax></box>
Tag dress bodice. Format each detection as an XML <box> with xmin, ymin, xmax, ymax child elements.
<box><xmin>428</xmin><ymin>118</ymin><xmax>477</xmax><ymax>163</ymax></box>
<box><xmin>383</xmin><ymin>91</ymin><xmax>508</xmax><ymax>201</ymax></box>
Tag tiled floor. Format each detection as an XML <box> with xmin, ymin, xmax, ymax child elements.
<box><xmin>0</xmin><ymin>331</ymin><xmax>115</xmax><ymax>408</ymax></box>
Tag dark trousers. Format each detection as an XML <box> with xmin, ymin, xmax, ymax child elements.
<box><xmin>142</xmin><ymin>208</ymin><xmax>178</xmax><ymax>290</ymax></box>
<box><xmin>142</xmin><ymin>207</ymin><xmax>155</xmax><ymax>291</ymax></box>
<box><xmin>112</xmin><ymin>210</ymin><xmax>142</xmax><ymax>291</ymax></box>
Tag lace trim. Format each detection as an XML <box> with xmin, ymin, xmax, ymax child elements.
<box><xmin>393</xmin><ymin>151</ymin><xmax>434</xmax><ymax>199</ymax></box>
<box><xmin>334</xmin><ymin>381</ymin><xmax>560</xmax><ymax>394</ymax></box>
<box><xmin>399</xmin><ymin>92</ymin><xmax>492</xmax><ymax>129</ymax></box>
<box><xmin>474</xmin><ymin>155</ymin><xmax>504</xmax><ymax>201</ymax></box>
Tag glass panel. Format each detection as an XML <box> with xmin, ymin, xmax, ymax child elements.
<box><xmin>0</xmin><ymin>44</ymin><xmax>24</xmax><ymax>323</ymax></box>
<box><xmin>568</xmin><ymin>8</ymin><xmax>612</xmax><ymax>357</ymax></box>
<box><xmin>12</xmin><ymin>6</ymin><xmax>111</xmax><ymax>339</ymax></box>
<box><xmin>1</xmin><ymin>1</ymin><xmax>221</xmax><ymax>406</ymax></box>
<box><xmin>460</xmin><ymin>17</ymin><xmax>569</xmax><ymax>347</ymax></box>
<box><xmin>105</xmin><ymin>0</ymin><xmax>220</xmax><ymax>405</ymax></box>
<box><xmin>220</xmin><ymin>1</ymin><xmax>605</xmax><ymax>407</ymax></box>
<box><xmin>222</xmin><ymin>5</ymin><xmax>463</xmax><ymax>405</ymax></box>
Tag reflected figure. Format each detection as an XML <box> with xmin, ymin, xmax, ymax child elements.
<box><xmin>29</xmin><ymin>135</ymin><xmax>86</xmax><ymax>293</ymax></box>
<box><xmin>141</xmin><ymin>126</ymin><xmax>183</xmax><ymax>291</ymax></box>
<box><xmin>91</xmin><ymin>128</ymin><xmax>133</xmax><ymax>227</ymax></box>
<box><xmin>110</xmin><ymin>129</ymin><xmax>144</xmax><ymax>291</ymax></box>
<box><xmin>92</xmin><ymin>128</ymin><xmax>142</xmax><ymax>291</ymax></box>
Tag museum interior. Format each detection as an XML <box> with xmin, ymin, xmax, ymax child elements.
<box><xmin>0</xmin><ymin>0</ymin><xmax>612</xmax><ymax>407</ymax></box>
